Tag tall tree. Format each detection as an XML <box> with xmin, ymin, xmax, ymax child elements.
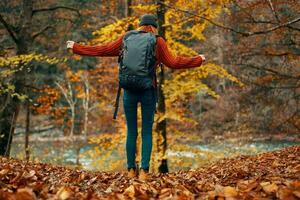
<box><xmin>125</xmin><ymin>0</ymin><xmax>133</xmax><ymax>18</ymax></box>
<box><xmin>0</xmin><ymin>0</ymin><xmax>79</xmax><ymax>156</ymax></box>
<box><xmin>0</xmin><ymin>0</ymin><xmax>34</xmax><ymax>156</ymax></box>
<box><xmin>156</xmin><ymin>0</ymin><xmax>168</xmax><ymax>173</ymax></box>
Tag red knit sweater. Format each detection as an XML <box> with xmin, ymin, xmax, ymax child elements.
<box><xmin>73</xmin><ymin>32</ymin><xmax>203</xmax><ymax>69</ymax></box>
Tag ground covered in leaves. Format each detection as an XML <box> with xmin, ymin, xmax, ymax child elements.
<box><xmin>0</xmin><ymin>146</ymin><xmax>299</xmax><ymax>199</ymax></box>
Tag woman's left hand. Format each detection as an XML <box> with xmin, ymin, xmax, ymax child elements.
<box><xmin>199</xmin><ymin>54</ymin><xmax>206</xmax><ymax>62</ymax></box>
<box><xmin>66</xmin><ymin>41</ymin><xmax>75</xmax><ymax>49</ymax></box>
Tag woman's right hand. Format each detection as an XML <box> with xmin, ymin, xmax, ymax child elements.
<box><xmin>66</xmin><ymin>41</ymin><xmax>75</xmax><ymax>49</ymax></box>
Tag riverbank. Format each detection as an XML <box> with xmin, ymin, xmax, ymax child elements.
<box><xmin>1</xmin><ymin>146</ymin><xmax>299</xmax><ymax>199</ymax></box>
<box><xmin>10</xmin><ymin>133</ymin><xmax>300</xmax><ymax>172</ymax></box>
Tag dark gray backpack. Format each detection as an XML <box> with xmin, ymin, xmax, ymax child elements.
<box><xmin>113</xmin><ymin>30</ymin><xmax>158</xmax><ymax>119</ymax></box>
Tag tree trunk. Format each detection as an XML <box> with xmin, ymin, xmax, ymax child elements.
<box><xmin>82</xmin><ymin>77</ymin><xmax>89</xmax><ymax>140</ymax></box>
<box><xmin>156</xmin><ymin>0</ymin><xmax>169</xmax><ymax>173</ymax></box>
<box><xmin>125</xmin><ymin>0</ymin><xmax>132</xmax><ymax>18</ymax></box>
<box><xmin>25</xmin><ymin>101</ymin><xmax>30</xmax><ymax>161</ymax></box>
<box><xmin>125</xmin><ymin>0</ymin><xmax>134</xmax><ymax>30</ymax></box>
<box><xmin>70</xmin><ymin>105</ymin><xmax>75</xmax><ymax>137</ymax></box>
<box><xmin>83</xmin><ymin>105</ymin><xmax>88</xmax><ymax>139</ymax></box>
<box><xmin>0</xmin><ymin>0</ymin><xmax>33</xmax><ymax>156</ymax></box>
<box><xmin>76</xmin><ymin>146</ymin><xmax>81</xmax><ymax>166</ymax></box>
<box><xmin>0</xmin><ymin>101</ymin><xmax>19</xmax><ymax>156</ymax></box>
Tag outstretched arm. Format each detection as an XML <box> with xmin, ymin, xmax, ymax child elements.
<box><xmin>156</xmin><ymin>37</ymin><xmax>204</xmax><ymax>69</ymax></box>
<box><xmin>67</xmin><ymin>35</ymin><xmax>124</xmax><ymax>57</ymax></box>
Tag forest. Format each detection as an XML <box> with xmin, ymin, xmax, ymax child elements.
<box><xmin>0</xmin><ymin>0</ymin><xmax>299</xmax><ymax>199</ymax></box>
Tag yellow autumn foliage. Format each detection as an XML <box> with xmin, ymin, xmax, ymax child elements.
<box><xmin>91</xmin><ymin>17</ymin><xmax>139</xmax><ymax>44</ymax></box>
<box><xmin>0</xmin><ymin>54</ymin><xmax>67</xmax><ymax>100</ymax></box>
<box><xmin>0</xmin><ymin>54</ymin><xmax>66</xmax><ymax>68</ymax></box>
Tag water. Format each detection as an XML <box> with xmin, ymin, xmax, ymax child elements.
<box><xmin>195</xmin><ymin>140</ymin><xmax>300</xmax><ymax>156</ymax></box>
<box><xmin>10</xmin><ymin>138</ymin><xmax>300</xmax><ymax>171</ymax></box>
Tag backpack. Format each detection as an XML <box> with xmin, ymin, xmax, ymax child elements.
<box><xmin>113</xmin><ymin>30</ymin><xmax>159</xmax><ymax>119</ymax></box>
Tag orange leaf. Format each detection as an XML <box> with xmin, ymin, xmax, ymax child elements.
<box><xmin>260</xmin><ymin>182</ymin><xmax>278</xmax><ymax>194</ymax></box>
<box><xmin>56</xmin><ymin>186</ymin><xmax>73</xmax><ymax>200</ymax></box>
<box><xmin>15</xmin><ymin>188</ymin><xmax>37</xmax><ymax>200</ymax></box>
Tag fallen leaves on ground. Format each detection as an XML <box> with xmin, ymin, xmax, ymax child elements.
<box><xmin>0</xmin><ymin>146</ymin><xmax>299</xmax><ymax>199</ymax></box>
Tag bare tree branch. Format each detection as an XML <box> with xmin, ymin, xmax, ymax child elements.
<box><xmin>32</xmin><ymin>6</ymin><xmax>80</xmax><ymax>16</ymax></box>
<box><xmin>235</xmin><ymin>62</ymin><xmax>300</xmax><ymax>80</ymax></box>
<box><xmin>55</xmin><ymin>80</ymin><xmax>76</xmax><ymax>137</ymax></box>
<box><xmin>286</xmin><ymin>25</ymin><xmax>300</xmax><ymax>31</ymax></box>
<box><xmin>157</xmin><ymin>1</ymin><xmax>300</xmax><ymax>36</ymax></box>
<box><xmin>239</xmin><ymin>51</ymin><xmax>298</xmax><ymax>58</ymax></box>
<box><xmin>0</xmin><ymin>13</ymin><xmax>18</xmax><ymax>44</ymax></box>
<box><xmin>239</xmin><ymin>76</ymin><xmax>300</xmax><ymax>89</ymax></box>
<box><xmin>55</xmin><ymin>81</ymin><xmax>73</xmax><ymax>106</ymax></box>
<box><xmin>235</xmin><ymin>1</ymin><xmax>300</xmax><ymax>33</ymax></box>
<box><xmin>32</xmin><ymin>25</ymin><xmax>55</xmax><ymax>40</ymax></box>
<box><xmin>157</xmin><ymin>1</ymin><xmax>250</xmax><ymax>36</ymax></box>
<box><xmin>243</xmin><ymin>19</ymin><xmax>300</xmax><ymax>31</ymax></box>
<box><xmin>266</xmin><ymin>0</ymin><xmax>280</xmax><ymax>22</ymax></box>
<box><xmin>249</xmin><ymin>17</ymin><xmax>300</xmax><ymax>35</ymax></box>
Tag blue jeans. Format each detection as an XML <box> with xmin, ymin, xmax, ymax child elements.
<box><xmin>123</xmin><ymin>88</ymin><xmax>156</xmax><ymax>172</ymax></box>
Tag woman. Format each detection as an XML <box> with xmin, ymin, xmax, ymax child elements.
<box><xmin>66</xmin><ymin>14</ymin><xmax>205</xmax><ymax>181</ymax></box>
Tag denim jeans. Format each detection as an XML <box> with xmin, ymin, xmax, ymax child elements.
<box><xmin>123</xmin><ymin>88</ymin><xmax>156</xmax><ymax>171</ymax></box>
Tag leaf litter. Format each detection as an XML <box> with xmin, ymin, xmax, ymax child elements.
<box><xmin>0</xmin><ymin>146</ymin><xmax>299</xmax><ymax>199</ymax></box>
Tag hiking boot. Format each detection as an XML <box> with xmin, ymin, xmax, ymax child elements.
<box><xmin>139</xmin><ymin>169</ymin><xmax>149</xmax><ymax>181</ymax></box>
<box><xmin>127</xmin><ymin>168</ymin><xmax>137</xmax><ymax>178</ymax></box>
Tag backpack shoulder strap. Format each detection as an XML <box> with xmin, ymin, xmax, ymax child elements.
<box><xmin>118</xmin><ymin>31</ymin><xmax>138</xmax><ymax>63</ymax></box>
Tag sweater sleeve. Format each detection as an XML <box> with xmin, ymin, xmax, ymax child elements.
<box><xmin>72</xmin><ymin>35</ymin><xmax>124</xmax><ymax>57</ymax></box>
<box><xmin>156</xmin><ymin>37</ymin><xmax>203</xmax><ymax>69</ymax></box>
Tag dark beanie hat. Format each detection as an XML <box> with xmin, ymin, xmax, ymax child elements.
<box><xmin>139</xmin><ymin>14</ymin><xmax>158</xmax><ymax>28</ymax></box>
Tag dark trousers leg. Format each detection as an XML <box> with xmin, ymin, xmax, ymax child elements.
<box><xmin>123</xmin><ymin>90</ymin><xmax>138</xmax><ymax>169</ymax></box>
<box><xmin>140</xmin><ymin>89</ymin><xmax>156</xmax><ymax>171</ymax></box>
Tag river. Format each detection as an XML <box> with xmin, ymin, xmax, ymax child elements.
<box><xmin>10</xmin><ymin>138</ymin><xmax>300</xmax><ymax>172</ymax></box>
